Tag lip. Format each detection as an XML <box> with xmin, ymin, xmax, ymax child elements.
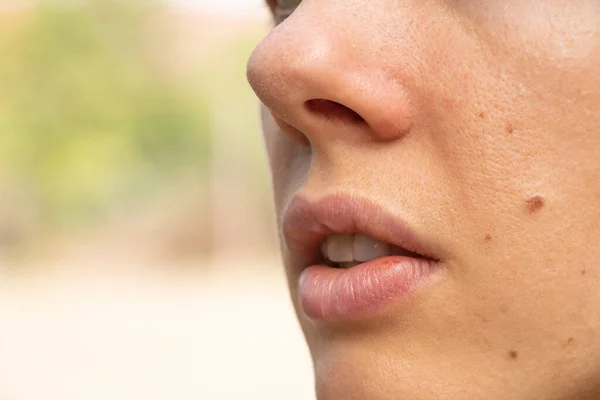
<box><xmin>282</xmin><ymin>193</ymin><xmax>442</xmax><ymax>321</ymax></box>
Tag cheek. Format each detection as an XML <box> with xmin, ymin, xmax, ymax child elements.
<box><xmin>422</xmin><ymin>2</ymin><xmax>600</xmax><ymax>246</ymax></box>
<box><xmin>433</xmin><ymin>56</ymin><xmax>600</xmax><ymax>263</ymax></box>
<box><xmin>417</xmin><ymin>5</ymin><xmax>600</xmax><ymax>317</ymax></box>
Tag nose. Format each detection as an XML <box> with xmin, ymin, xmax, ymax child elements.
<box><xmin>246</xmin><ymin>3</ymin><xmax>413</xmax><ymax>144</ymax></box>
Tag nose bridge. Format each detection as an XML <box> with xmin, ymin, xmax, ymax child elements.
<box><xmin>247</xmin><ymin>1</ymin><xmax>415</xmax><ymax>144</ymax></box>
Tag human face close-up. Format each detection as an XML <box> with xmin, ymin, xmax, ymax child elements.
<box><xmin>247</xmin><ymin>1</ymin><xmax>600</xmax><ymax>399</ymax></box>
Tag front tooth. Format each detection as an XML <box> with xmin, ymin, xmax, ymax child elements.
<box><xmin>354</xmin><ymin>233</ymin><xmax>390</xmax><ymax>262</ymax></box>
<box><xmin>326</xmin><ymin>234</ymin><xmax>354</xmax><ymax>262</ymax></box>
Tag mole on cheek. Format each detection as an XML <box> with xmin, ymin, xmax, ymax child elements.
<box><xmin>526</xmin><ymin>196</ymin><xmax>545</xmax><ymax>213</ymax></box>
<box><xmin>508</xmin><ymin>350</ymin><xmax>518</xmax><ymax>360</ymax></box>
<box><xmin>484</xmin><ymin>234</ymin><xmax>492</xmax><ymax>242</ymax></box>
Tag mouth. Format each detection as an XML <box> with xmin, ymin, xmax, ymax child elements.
<box><xmin>282</xmin><ymin>193</ymin><xmax>442</xmax><ymax>321</ymax></box>
<box><xmin>282</xmin><ymin>193</ymin><xmax>438</xmax><ymax>270</ymax></box>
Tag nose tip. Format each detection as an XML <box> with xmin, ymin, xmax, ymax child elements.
<box><xmin>246</xmin><ymin>13</ymin><xmax>413</xmax><ymax>143</ymax></box>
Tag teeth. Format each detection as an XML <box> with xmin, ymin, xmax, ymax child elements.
<box><xmin>326</xmin><ymin>234</ymin><xmax>354</xmax><ymax>262</ymax></box>
<box><xmin>354</xmin><ymin>233</ymin><xmax>390</xmax><ymax>262</ymax></box>
<box><xmin>339</xmin><ymin>262</ymin><xmax>360</xmax><ymax>269</ymax></box>
<box><xmin>321</xmin><ymin>233</ymin><xmax>397</xmax><ymax>264</ymax></box>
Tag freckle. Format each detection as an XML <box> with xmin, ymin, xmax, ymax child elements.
<box><xmin>478</xmin><ymin>112</ymin><xmax>485</xmax><ymax>119</ymax></box>
<box><xmin>509</xmin><ymin>350</ymin><xmax>518</xmax><ymax>359</ymax></box>
<box><xmin>526</xmin><ymin>196</ymin><xmax>545</xmax><ymax>213</ymax></box>
<box><xmin>484</xmin><ymin>234</ymin><xmax>492</xmax><ymax>242</ymax></box>
<box><xmin>505</xmin><ymin>123</ymin><xmax>514</xmax><ymax>134</ymax></box>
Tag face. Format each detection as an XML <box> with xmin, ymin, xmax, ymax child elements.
<box><xmin>247</xmin><ymin>1</ymin><xmax>600</xmax><ymax>399</ymax></box>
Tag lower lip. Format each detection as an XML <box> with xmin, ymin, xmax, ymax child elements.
<box><xmin>298</xmin><ymin>256</ymin><xmax>439</xmax><ymax>321</ymax></box>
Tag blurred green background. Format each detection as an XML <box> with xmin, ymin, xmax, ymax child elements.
<box><xmin>0</xmin><ymin>0</ymin><xmax>276</xmax><ymax>268</ymax></box>
<box><xmin>0</xmin><ymin>2</ymin><xmax>313</xmax><ymax>400</ymax></box>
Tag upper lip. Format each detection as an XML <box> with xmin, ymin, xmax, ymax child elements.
<box><xmin>281</xmin><ymin>192</ymin><xmax>439</xmax><ymax>268</ymax></box>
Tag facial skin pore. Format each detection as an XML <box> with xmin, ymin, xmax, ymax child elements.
<box><xmin>247</xmin><ymin>1</ymin><xmax>600</xmax><ymax>399</ymax></box>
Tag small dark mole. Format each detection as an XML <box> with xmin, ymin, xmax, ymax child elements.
<box><xmin>567</xmin><ymin>337</ymin><xmax>575</xmax><ymax>344</ymax></box>
<box><xmin>526</xmin><ymin>196</ymin><xmax>545</xmax><ymax>213</ymax></box>
<box><xmin>509</xmin><ymin>350</ymin><xmax>518</xmax><ymax>359</ymax></box>
<box><xmin>581</xmin><ymin>270</ymin><xmax>587</xmax><ymax>276</ymax></box>
<box><xmin>478</xmin><ymin>112</ymin><xmax>486</xmax><ymax>119</ymax></box>
<box><xmin>484</xmin><ymin>234</ymin><xmax>492</xmax><ymax>242</ymax></box>
<box><xmin>505</xmin><ymin>123</ymin><xmax>514</xmax><ymax>134</ymax></box>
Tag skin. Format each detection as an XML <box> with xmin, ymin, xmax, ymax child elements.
<box><xmin>246</xmin><ymin>1</ymin><xmax>600</xmax><ymax>399</ymax></box>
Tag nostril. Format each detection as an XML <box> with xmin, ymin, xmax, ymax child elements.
<box><xmin>305</xmin><ymin>99</ymin><xmax>365</xmax><ymax>124</ymax></box>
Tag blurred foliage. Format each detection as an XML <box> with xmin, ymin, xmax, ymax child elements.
<box><xmin>0</xmin><ymin>0</ymin><xmax>211</xmax><ymax>230</ymax></box>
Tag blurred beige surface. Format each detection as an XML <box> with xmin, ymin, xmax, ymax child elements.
<box><xmin>0</xmin><ymin>260</ymin><xmax>314</xmax><ymax>400</ymax></box>
<box><xmin>0</xmin><ymin>1</ymin><xmax>314</xmax><ymax>399</ymax></box>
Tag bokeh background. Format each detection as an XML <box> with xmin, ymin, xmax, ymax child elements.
<box><xmin>0</xmin><ymin>1</ymin><xmax>314</xmax><ymax>399</ymax></box>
